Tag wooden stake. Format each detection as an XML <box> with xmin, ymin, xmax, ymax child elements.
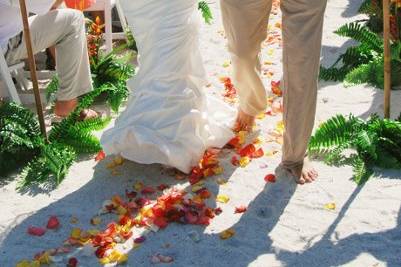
<box><xmin>383</xmin><ymin>0</ymin><xmax>391</xmax><ymax>119</ymax></box>
<box><xmin>18</xmin><ymin>0</ymin><xmax>47</xmax><ymax>139</ymax></box>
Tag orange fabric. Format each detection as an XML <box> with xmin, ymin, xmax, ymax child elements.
<box><xmin>64</xmin><ymin>0</ymin><xmax>96</xmax><ymax>10</ymax></box>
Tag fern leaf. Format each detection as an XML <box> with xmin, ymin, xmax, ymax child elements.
<box><xmin>319</xmin><ymin>66</ymin><xmax>348</xmax><ymax>81</ymax></box>
<box><xmin>309</xmin><ymin>115</ymin><xmax>360</xmax><ymax>153</ymax></box>
<box><xmin>344</xmin><ymin>63</ymin><xmax>373</xmax><ymax>87</ymax></box>
<box><xmin>198</xmin><ymin>1</ymin><xmax>213</xmax><ymax>25</ymax></box>
<box><xmin>351</xmin><ymin>156</ymin><xmax>373</xmax><ymax>185</ymax></box>
<box><xmin>73</xmin><ymin>117</ymin><xmax>111</xmax><ymax>133</ymax></box>
<box><xmin>45</xmin><ymin>75</ymin><xmax>59</xmax><ymax>102</ymax></box>
<box><xmin>335</xmin><ymin>22</ymin><xmax>383</xmax><ymax>52</ymax></box>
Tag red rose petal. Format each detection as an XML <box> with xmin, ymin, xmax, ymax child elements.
<box><xmin>125</xmin><ymin>190</ymin><xmax>137</xmax><ymax>199</ymax></box>
<box><xmin>239</xmin><ymin>144</ymin><xmax>256</xmax><ymax>157</ymax></box>
<box><xmin>134</xmin><ymin>236</ymin><xmax>146</xmax><ymax>244</ymax></box>
<box><xmin>251</xmin><ymin>148</ymin><xmax>264</xmax><ymax>159</ymax></box>
<box><xmin>46</xmin><ymin>216</ymin><xmax>60</xmax><ymax>229</ymax></box>
<box><xmin>214</xmin><ymin>207</ymin><xmax>223</xmax><ymax>215</ymax></box>
<box><xmin>234</xmin><ymin>206</ymin><xmax>248</xmax><ymax>214</ymax></box>
<box><xmin>67</xmin><ymin>257</ymin><xmax>78</xmax><ymax>267</ymax></box>
<box><xmin>154</xmin><ymin>217</ymin><xmax>168</xmax><ymax>229</ymax></box>
<box><xmin>264</xmin><ymin>174</ymin><xmax>276</xmax><ymax>183</ymax></box>
<box><xmin>141</xmin><ymin>186</ymin><xmax>156</xmax><ymax>195</ymax></box>
<box><xmin>157</xmin><ymin>184</ymin><xmax>169</xmax><ymax>191</ymax></box>
<box><xmin>27</xmin><ymin>226</ymin><xmax>46</xmax><ymax>236</ymax></box>
<box><xmin>231</xmin><ymin>156</ymin><xmax>239</xmax><ymax>166</ymax></box>
<box><xmin>95</xmin><ymin>150</ymin><xmax>106</xmax><ymax>161</ymax></box>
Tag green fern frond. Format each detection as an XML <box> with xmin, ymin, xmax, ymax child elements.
<box><xmin>344</xmin><ymin>63</ymin><xmax>374</xmax><ymax>87</ymax></box>
<box><xmin>45</xmin><ymin>75</ymin><xmax>59</xmax><ymax>102</ymax></box>
<box><xmin>335</xmin><ymin>22</ymin><xmax>383</xmax><ymax>52</ymax></box>
<box><xmin>19</xmin><ymin>158</ymin><xmax>51</xmax><ymax>188</ymax></box>
<box><xmin>42</xmin><ymin>143</ymin><xmax>76</xmax><ymax>184</ymax></box>
<box><xmin>73</xmin><ymin>116</ymin><xmax>111</xmax><ymax>133</ymax></box>
<box><xmin>59</xmin><ymin>128</ymin><xmax>101</xmax><ymax>153</ymax></box>
<box><xmin>198</xmin><ymin>1</ymin><xmax>213</xmax><ymax>25</ymax></box>
<box><xmin>359</xmin><ymin>0</ymin><xmax>382</xmax><ymax>17</ymax></box>
<box><xmin>353</xmin><ymin>130</ymin><xmax>378</xmax><ymax>161</ymax></box>
<box><xmin>319</xmin><ymin>66</ymin><xmax>348</xmax><ymax>81</ymax></box>
<box><xmin>351</xmin><ymin>156</ymin><xmax>373</xmax><ymax>185</ymax></box>
<box><xmin>308</xmin><ymin>115</ymin><xmax>361</xmax><ymax>153</ymax></box>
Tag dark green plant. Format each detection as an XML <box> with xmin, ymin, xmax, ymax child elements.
<box><xmin>0</xmin><ymin>85</ymin><xmax>111</xmax><ymax>187</ymax></box>
<box><xmin>309</xmin><ymin>114</ymin><xmax>401</xmax><ymax>184</ymax></box>
<box><xmin>198</xmin><ymin>1</ymin><xmax>213</xmax><ymax>25</ymax></box>
<box><xmin>320</xmin><ymin>22</ymin><xmax>401</xmax><ymax>89</ymax></box>
<box><xmin>45</xmin><ymin>75</ymin><xmax>59</xmax><ymax>103</ymax></box>
<box><xmin>91</xmin><ymin>49</ymin><xmax>135</xmax><ymax>112</ymax></box>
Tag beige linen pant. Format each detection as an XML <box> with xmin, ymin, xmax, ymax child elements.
<box><xmin>221</xmin><ymin>0</ymin><xmax>327</xmax><ymax>168</ymax></box>
<box><xmin>5</xmin><ymin>9</ymin><xmax>92</xmax><ymax>101</ymax></box>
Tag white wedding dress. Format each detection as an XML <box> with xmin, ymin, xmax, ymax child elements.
<box><xmin>100</xmin><ymin>0</ymin><xmax>235</xmax><ymax>173</ymax></box>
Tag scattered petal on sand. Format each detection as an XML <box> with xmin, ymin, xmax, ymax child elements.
<box><xmin>324</xmin><ymin>203</ymin><xmax>336</xmax><ymax>210</ymax></box>
<box><xmin>219</xmin><ymin>228</ymin><xmax>236</xmax><ymax>240</ymax></box>
<box><xmin>67</xmin><ymin>257</ymin><xmax>78</xmax><ymax>267</ymax></box>
<box><xmin>216</xmin><ymin>177</ymin><xmax>228</xmax><ymax>185</ymax></box>
<box><xmin>95</xmin><ymin>150</ymin><xmax>106</xmax><ymax>161</ymax></box>
<box><xmin>46</xmin><ymin>216</ymin><xmax>60</xmax><ymax>229</ymax></box>
<box><xmin>90</xmin><ymin>216</ymin><xmax>102</xmax><ymax>226</ymax></box>
<box><xmin>271</xmin><ymin>80</ymin><xmax>282</xmax><ymax>96</ymax></box>
<box><xmin>216</xmin><ymin>195</ymin><xmax>230</xmax><ymax>203</ymax></box>
<box><xmin>141</xmin><ymin>186</ymin><xmax>156</xmax><ymax>195</ymax></box>
<box><xmin>134</xmin><ymin>181</ymin><xmax>144</xmax><ymax>191</ymax></box>
<box><xmin>27</xmin><ymin>226</ymin><xmax>46</xmax><ymax>236</ymax></box>
<box><xmin>134</xmin><ymin>236</ymin><xmax>146</xmax><ymax>244</ymax></box>
<box><xmin>151</xmin><ymin>254</ymin><xmax>174</xmax><ymax>264</ymax></box>
<box><xmin>239</xmin><ymin>157</ymin><xmax>251</xmax><ymax>168</ymax></box>
<box><xmin>264</xmin><ymin>174</ymin><xmax>276</xmax><ymax>183</ymax></box>
<box><xmin>235</xmin><ymin>206</ymin><xmax>248</xmax><ymax>214</ymax></box>
<box><xmin>70</xmin><ymin>216</ymin><xmax>79</xmax><ymax>224</ymax></box>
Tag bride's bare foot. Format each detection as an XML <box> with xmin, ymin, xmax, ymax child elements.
<box><xmin>234</xmin><ymin>109</ymin><xmax>255</xmax><ymax>132</ymax></box>
<box><xmin>280</xmin><ymin>158</ymin><xmax>318</xmax><ymax>185</ymax></box>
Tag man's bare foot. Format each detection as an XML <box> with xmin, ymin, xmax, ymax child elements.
<box><xmin>281</xmin><ymin>158</ymin><xmax>318</xmax><ymax>185</ymax></box>
<box><xmin>55</xmin><ymin>98</ymin><xmax>99</xmax><ymax>120</ymax></box>
<box><xmin>234</xmin><ymin>109</ymin><xmax>255</xmax><ymax>132</ymax></box>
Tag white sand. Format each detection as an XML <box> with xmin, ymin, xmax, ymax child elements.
<box><xmin>1</xmin><ymin>0</ymin><xmax>401</xmax><ymax>266</ymax></box>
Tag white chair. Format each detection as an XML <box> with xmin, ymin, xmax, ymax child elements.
<box><xmin>0</xmin><ymin>52</ymin><xmax>22</xmax><ymax>104</ymax></box>
<box><xmin>85</xmin><ymin>0</ymin><xmax>128</xmax><ymax>53</ymax></box>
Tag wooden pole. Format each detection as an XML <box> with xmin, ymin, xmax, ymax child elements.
<box><xmin>383</xmin><ymin>0</ymin><xmax>391</xmax><ymax>118</ymax></box>
<box><xmin>18</xmin><ymin>0</ymin><xmax>47</xmax><ymax>139</ymax></box>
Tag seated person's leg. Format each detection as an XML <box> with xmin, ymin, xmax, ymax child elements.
<box><xmin>6</xmin><ymin>9</ymin><xmax>93</xmax><ymax>117</ymax></box>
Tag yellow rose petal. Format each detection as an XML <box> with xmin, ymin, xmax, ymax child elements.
<box><xmin>324</xmin><ymin>203</ymin><xmax>336</xmax><ymax>211</ymax></box>
<box><xmin>216</xmin><ymin>194</ymin><xmax>230</xmax><ymax>204</ymax></box>
<box><xmin>219</xmin><ymin>228</ymin><xmax>236</xmax><ymax>240</ymax></box>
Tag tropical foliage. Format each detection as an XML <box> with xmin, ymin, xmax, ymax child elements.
<box><xmin>320</xmin><ymin>0</ymin><xmax>401</xmax><ymax>89</ymax></box>
<box><xmin>0</xmin><ymin>85</ymin><xmax>111</xmax><ymax>187</ymax></box>
<box><xmin>309</xmin><ymin>114</ymin><xmax>401</xmax><ymax>184</ymax></box>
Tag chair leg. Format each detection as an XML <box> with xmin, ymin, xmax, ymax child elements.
<box><xmin>0</xmin><ymin>54</ymin><xmax>21</xmax><ymax>104</ymax></box>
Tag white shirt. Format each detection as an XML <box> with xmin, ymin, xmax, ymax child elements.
<box><xmin>0</xmin><ymin>0</ymin><xmax>54</xmax><ymax>50</ymax></box>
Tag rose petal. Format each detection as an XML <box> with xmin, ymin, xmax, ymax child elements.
<box><xmin>95</xmin><ymin>150</ymin><xmax>106</xmax><ymax>161</ymax></box>
<box><xmin>234</xmin><ymin>206</ymin><xmax>248</xmax><ymax>214</ymax></box>
<box><xmin>27</xmin><ymin>226</ymin><xmax>46</xmax><ymax>236</ymax></box>
<box><xmin>67</xmin><ymin>257</ymin><xmax>78</xmax><ymax>267</ymax></box>
<box><xmin>264</xmin><ymin>174</ymin><xmax>276</xmax><ymax>183</ymax></box>
<box><xmin>46</xmin><ymin>216</ymin><xmax>60</xmax><ymax>229</ymax></box>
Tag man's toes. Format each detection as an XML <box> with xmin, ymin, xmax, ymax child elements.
<box><xmin>296</xmin><ymin>175</ymin><xmax>306</xmax><ymax>185</ymax></box>
<box><xmin>303</xmin><ymin>173</ymin><xmax>314</xmax><ymax>183</ymax></box>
